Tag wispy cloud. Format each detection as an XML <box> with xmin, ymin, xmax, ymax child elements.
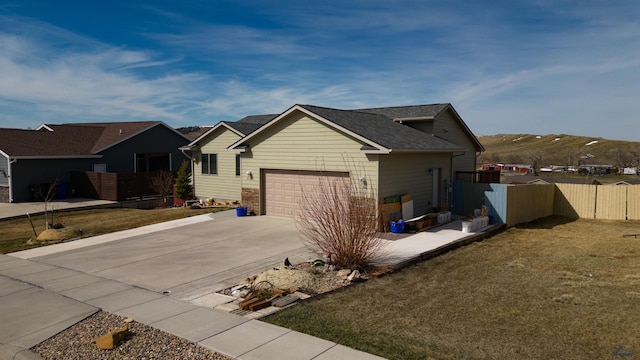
<box><xmin>0</xmin><ymin>1</ymin><xmax>638</xmax><ymax>140</ymax></box>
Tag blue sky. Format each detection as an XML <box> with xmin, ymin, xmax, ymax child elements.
<box><xmin>0</xmin><ymin>1</ymin><xmax>638</xmax><ymax>140</ymax></box>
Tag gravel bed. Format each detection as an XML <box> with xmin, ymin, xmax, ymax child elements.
<box><xmin>32</xmin><ymin>311</ymin><xmax>230</xmax><ymax>360</ymax></box>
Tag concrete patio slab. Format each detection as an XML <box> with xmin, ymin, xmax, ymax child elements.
<box><xmin>39</xmin><ymin>272</ymin><xmax>106</xmax><ymax>292</ymax></box>
<box><xmin>85</xmin><ymin>287</ymin><xmax>164</xmax><ymax>312</ymax></box>
<box><xmin>59</xmin><ymin>279</ymin><xmax>131</xmax><ymax>301</ymax></box>
<box><xmin>0</xmin><ymin>261</ymin><xmax>57</xmax><ymax>277</ymax></box>
<box><xmin>199</xmin><ymin>320</ymin><xmax>291</xmax><ymax>358</ymax></box>
<box><xmin>0</xmin><ymin>280</ymin><xmax>97</xmax><ymax>358</ymax></box>
<box><xmin>0</xmin><ymin>257</ymin><xmax>27</xmax><ymax>271</ymax></box>
<box><xmin>151</xmin><ymin>307</ymin><xmax>249</xmax><ymax>343</ymax></box>
<box><xmin>117</xmin><ymin>296</ymin><xmax>199</xmax><ymax>324</ymax></box>
<box><xmin>19</xmin><ymin>266</ymin><xmax>81</xmax><ymax>284</ymax></box>
<box><xmin>238</xmin><ymin>330</ymin><xmax>336</xmax><ymax>360</ymax></box>
<box><xmin>0</xmin><ymin>275</ymin><xmax>32</xmax><ymax>296</ymax></box>
<box><xmin>0</xmin><ymin>343</ymin><xmax>43</xmax><ymax>360</ymax></box>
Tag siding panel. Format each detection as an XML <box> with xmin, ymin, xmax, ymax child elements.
<box><xmin>436</xmin><ymin>111</ymin><xmax>478</xmax><ymax>171</ymax></box>
<box><xmin>193</xmin><ymin>128</ymin><xmax>242</xmax><ymax>200</ymax></box>
<box><xmin>241</xmin><ymin>113</ymin><xmax>379</xmax><ymax>213</ymax></box>
<box><xmin>596</xmin><ymin>186</ymin><xmax>627</xmax><ymax>220</ymax></box>
<box><xmin>628</xmin><ymin>186</ymin><xmax>640</xmax><ymax>220</ymax></box>
<box><xmin>554</xmin><ymin>183</ymin><xmax>597</xmax><ymax>219</ymax></box>
<box><xmin>378</xmin><ymin>153</ymin><xmax>451</xmax><ymax>215</ymax></box>
<box><xmin>506</xmin><ymin>184</ymin><xmax>554</xmax><ymax>226</ymax></box>
<box><xmin>0</xmin><ymin>155</ymin><xmax>8</xmax><ymax>187</ymax></box>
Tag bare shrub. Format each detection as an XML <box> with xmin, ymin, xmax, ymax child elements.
<box><xmin>296</xmin><ymin>161</ymin><xmax>380</xmax><ymax>270</ymax></box>
<box><xmin>33</xmin><ymin>179</ymin><xmax>59</xmax><ymax>230</ymax></box>
<box><xmin>150</xmin><ymin>170</ymin><xmax>175</xmax><ymax>207</ymax></box>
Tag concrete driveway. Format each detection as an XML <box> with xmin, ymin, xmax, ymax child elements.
<box><xmin>12</xmin><ymin>210</ymin><xmax>314</xmax><ymax>302</ymax></box>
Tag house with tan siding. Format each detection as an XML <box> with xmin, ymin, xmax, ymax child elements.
<box><xmin>184</xmin><ymin>115</ymin><xmax>275</xmax><ymax>202</ymax></box>
<box><xmin>188</xmin><ymin>103</ymin><xmax>483</xmax><ymax>218</ymax></box>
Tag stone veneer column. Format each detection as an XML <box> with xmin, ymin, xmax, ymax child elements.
<box><xmin>241</xmin><ymin>188</ymin><xmax>260</xmax><ymax>215</ymax></box>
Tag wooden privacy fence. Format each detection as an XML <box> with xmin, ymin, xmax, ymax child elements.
<box><xmin>555</xmin><ymin>183</ymin><xmax>640</xmax><ymax>220</ymax></box>
<box><xmin>456</xmin><ymin>182</ymin><xmax>640</xmax><ymax>227</ymax></box>
<box><xmin>71</xmin><ymin>171</ymin><xmax>175</xmax><ymax>201</ymax></box>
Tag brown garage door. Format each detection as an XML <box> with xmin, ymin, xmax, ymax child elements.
<box><xmin>263</xmin><ymin>169</ymin><xmax>349</xmax><ymax>217</ymax></box>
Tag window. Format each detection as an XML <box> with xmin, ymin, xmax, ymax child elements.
<box><xmin>201</xmin><ymin>154</ymin><xmax>217</xmax><ymax>175</ymax></box>
<box><xmin>93</xmin><ymin>163</ymin><xmax>107</xmax><ymax>173</ymax></box>
<box><xmin>235</xmin><ymin>154</ymin><xmax>241</xmax><ymax>176</ymax></box>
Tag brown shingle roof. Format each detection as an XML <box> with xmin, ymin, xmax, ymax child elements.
<box><xmin>49</xmin><ymin>121</ymin><xmax>160</xmax><ymax>152</ymax></box>
<box><xmin>0</xmin><ymin>121</ymin><xmax>166</xmax><ymax>158</ymax></box>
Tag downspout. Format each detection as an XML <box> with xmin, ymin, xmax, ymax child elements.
<box><xmin>8</xmin><ymin>158</ymin><xmax>16</xmax><ymax>203</ymax></box>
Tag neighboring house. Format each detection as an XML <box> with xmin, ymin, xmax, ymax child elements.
<box><xmin>0</xmin><ymin>122</ymin><xmax>190</xmax><ymax>203</ymax></box>
<box><xmin>182</xmin><ymin>115</ymin><xmax>276</xmax><ymax>201</ymax></box>
<box><xmin>481</xmin><ymin>163</ymin><xmax>533</xmax><ymax>175</ymax></box>
<box><xmin>190</xmin><ymin>103</ymin><xmax>483</xmax><ymax>218</ymax></box>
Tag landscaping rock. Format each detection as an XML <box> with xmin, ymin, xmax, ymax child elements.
<box><xmin>254</xmin><ymin>269</ymin><xmax>317</xmax><ymax>293</ymax></box>
<box><xmin>93</xmin><ymin>325</ymin><xmax>128</xmax><ymax>350</ymax></box>
<box><xmin>36</xmin><ymin>228</ymin><xmax>82</xmax><ymax>242</ymax></box>
<box><xmin>337</xmin><ymin>269</ymin><xmax>352</xmax><ymax>279</ymax></box>
<box><xmin>348</xmin><ymin>269</ymin><xmax>364</xmax><ymax>282</ymax></box>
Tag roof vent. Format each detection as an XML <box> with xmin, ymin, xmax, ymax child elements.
<box><xmin>119</xmin><ymin>129</ymin><xmax>123</xmax><ymax>135</ymax></box>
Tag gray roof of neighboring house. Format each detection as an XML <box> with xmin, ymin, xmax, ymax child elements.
<box><xmin>298</xmin><ymin>105</ymin><xmax>465</xmax><ymax>151</ymax></box>
<box><xmin>356</xmin><ymin>104</ymin><xmax>450</xmax><ymax>119</ymax></box>
<box><xmin>223</xmin><ymin>121</ymin><xmax>265</xmax><ymax>136</ymax></box>
<box><xmin>236</xmin><ymin>114</ymin><xmax>278</xmax><ymax>125</ymax></box>
<box><xmin>222</xmin><ymin>114</ymin><xmax>276</xmax><ymax>138</ymax></box>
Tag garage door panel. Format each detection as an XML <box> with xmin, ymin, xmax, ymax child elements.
<box><xmin>264</xmin><ymin>170</ymin><xmax>349</xmax><ymax>217</ymax></box>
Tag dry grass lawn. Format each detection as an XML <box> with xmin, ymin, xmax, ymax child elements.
<box><xmin>0</xmin><ymin>207</ymin><xmax>229</xmax><ymax>254</ymax></box>
<box><xmin>264</xmin><ymin>216</ymin><xmax>640</xmax><ymax>359</ymax></box>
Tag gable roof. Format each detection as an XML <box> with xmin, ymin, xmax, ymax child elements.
<box><xmin>184</xmin><ymin>115</ymin><xmax>276</xmax><ymax>149</ymax></box>
<box><xmin>357</xmin><ymin>103</ymin><xmax>484</xmax><ymax>152</ymax></box>
<box><xmin>1</xmin><ymin>121</ymin><xmax>188</xmax><ymax>159</ymax></box>
<box><xmin>0</xmin><ymin>127</ymin><xmax>102</xmax><ymax>158</ymax></box>
<box><xmin>229</xmin><ymin>104</ymin><xmax>470</xmax><ymax>154</ymax></box>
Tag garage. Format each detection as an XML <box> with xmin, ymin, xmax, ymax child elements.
<box><xmin>263</xmin><ymin>169</ymin><xmax>349</xmax><ymax>217</ymax></box>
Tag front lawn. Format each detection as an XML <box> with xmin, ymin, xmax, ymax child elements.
<box><xmin>264</xmin><ymin>216</ymin><xmax>640</xmax><ymax>359</ymax></box>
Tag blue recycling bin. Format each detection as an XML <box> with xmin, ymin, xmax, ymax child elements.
<box><xmin>236</xmin><ymin>206</ymin><xmax>248</xmax><ymax>217</ymax></box>
<box><xmin>56</xmin><ymin>182</ymin><xmax>68</xmax><ymax>199</ymax></box>
<box><xmin>390</xmin><ymin>220</ymin><xmax>405</xmax><ymax>233</ymax></box>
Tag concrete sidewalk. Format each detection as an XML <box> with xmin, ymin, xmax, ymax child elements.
<box><xmin>0</xmin><ymin>253</ymin><xmax>385</xmax><ymax>360</ymax></box>
<box><xmin>0</xmin><ymin>198</ymin><xmax>116</xmax><ymax>220</ymax></box>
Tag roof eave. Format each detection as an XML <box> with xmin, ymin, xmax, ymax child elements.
<box><xmin>387</xmin><ymin>148</ymin><xmax>467</xmax><ymax>154</ymax></box>
<box><xmin>10</xmin><ymin>155</ymin><xmax>103</xmax><ymax>160</ymax></box>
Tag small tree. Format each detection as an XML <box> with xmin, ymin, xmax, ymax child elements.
<box><xmin>150</xmin><ymin>170</ymin><xmax>175</xmax><ymax>207</ymax></box>
<box><xmin>174</xmin><ymin>161</ymin><xmax>193</xmax><ymax>202</ymax></box>
<box><xmin>296</xmin><ymin>159</ymin><xmax>381</xmax><ymax>269</ymax></box>
<box><xmin>34</xmin><ymin>179</ymin><xmax>59</xmax><ymax>230</ymax></box>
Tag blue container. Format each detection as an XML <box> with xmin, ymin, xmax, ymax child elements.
<box><xmin>390</xmin><ymin>220</ymin><xmax>405</xmax><ymax>233</ymax></box>
<box><xmin>236</xmin><ymin>206</ymin><xmax>248</xmax><ymax>217</ymax></box>
<box><xmin>56</xmin><ymin>182</ymin><xmax>68</xmax><ymax>199</ymax></box>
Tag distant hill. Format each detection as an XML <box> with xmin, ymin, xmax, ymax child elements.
<box><xmin>477</xmin><ymin>134</ymin><xmax>640</xmax><ymax>170</ymax></box>
<box><xmin>176</xmin><ymin>126</ymin><xmax>210</xmax><ymax>141</ymax></box>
